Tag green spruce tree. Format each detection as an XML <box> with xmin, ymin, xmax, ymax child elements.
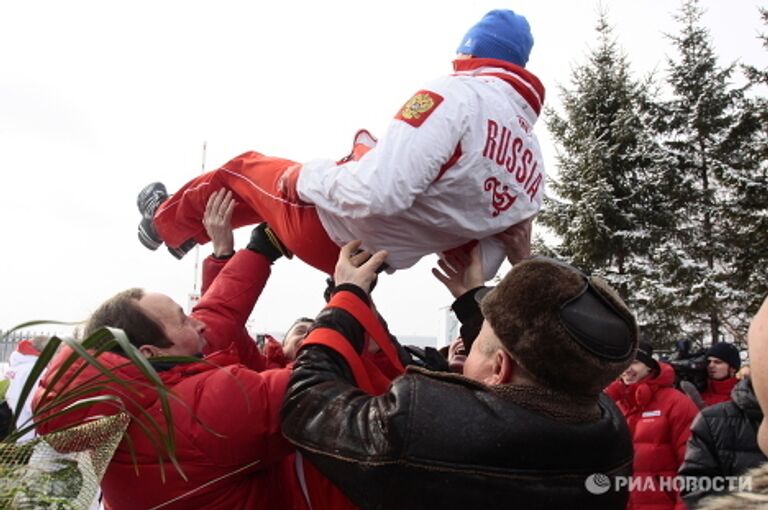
<box><xmin>655</xmin><ymin>0</ymin><xmax>764</xmax><ymax>344</ymax></box>
<box><xmin>730</xmin><ymin>7</ymin><xmax>768</xmax><ymax>325</ymax></box>
<box><xmin>539</xmin><ymin>10</ymin><xmax>679</xmax><ymax>345</ymax></box>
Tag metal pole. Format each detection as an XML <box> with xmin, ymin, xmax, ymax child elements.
<box><xmin>187</xmin><ymin>142</ymin><xmax>206</xmax><ymax>312</ymax></box>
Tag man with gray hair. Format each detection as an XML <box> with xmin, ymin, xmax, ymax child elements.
<box><xmin>281</xmin><ymin>244</ymin><xmax>638</xmax><ymax>509</ymax></box>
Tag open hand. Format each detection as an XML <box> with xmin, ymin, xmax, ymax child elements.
<box><xmin>203</xmin><ymin>188</ymin><xmax>236</xmax><ymax>257</ymax></box>
<box><xmin>432</xmin><ymin>245</ymin><xmax>484</xmax><ymax>298</ymax></box>
<box><xmin>334</xmin><ymin>241</ymin><xmax>388</xmax><ymax>295</ymax></box>
<box><xmin>495</xmin><ymin>216</ymin><xmax>533</xmax><ymax>265</ymax></box>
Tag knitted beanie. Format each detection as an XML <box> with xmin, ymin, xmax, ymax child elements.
<box><xmin>707</xmin><ymin>342</ymin><xmax>741</xmax><ymax>370</ymax></box>
<box><xmin>635</xmin><ymin>340</ymin><xmax>660</xmax><ymax>372</ymax></box>
<box><xmin>457</xmin><ymin>9</ymin><xmax>533</xmax><ymax>67</ymax></box>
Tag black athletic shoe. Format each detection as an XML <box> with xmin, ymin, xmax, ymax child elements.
<box><xmin>167</xmin><ymin>239</ymin><xmax>198</xmax><ymax>260</ymax></box>
<box><xmin>137</xmin><ymin>182</ymin><xmax>168</xmax><ymax>220</ymax></box>
<box><xmin>138</xmin><ymin>217</ymin><xmax>162</xmax><ymax>251</ymax></box>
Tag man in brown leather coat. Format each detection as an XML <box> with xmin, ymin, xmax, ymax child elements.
<box><xmin>281</xmin><ymin>244</ymin><xmax>639</xmax><ymax>510</ymax></box>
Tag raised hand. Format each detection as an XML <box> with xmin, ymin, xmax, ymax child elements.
<box><xmin>334</xmin><ymin>241</ymin><xmax>388</xmax><ymax>295</ymax></box>
<box><xmin>495</xmin><ymin>216</ymin><xmax>533</xmax><ymax>265</ymax></box>
<box><xmin>203</xmin><ymin>188</ymin><xmax>236</xmax><ymax>258</ymax></box>
<box><xmin>432</xmin><ymin>244</ymin><xmax>485</xmax><ymax>298</ymax></box>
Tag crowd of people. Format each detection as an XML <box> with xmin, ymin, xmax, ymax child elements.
<box><xmin>1</xmin><ymin>7</ymin><xmax>767</xmax><ymax>510</ymax></box>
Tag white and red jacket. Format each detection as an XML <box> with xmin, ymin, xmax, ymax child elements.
<box><xmin>298</xmin><ymin>58</ymin><xmax>545</xmax><ymax>279</ymax></box>
<box><xmin>6</xmin><ymin>339</ymin><xmax>43</xmax><ymax>442</ymax></box>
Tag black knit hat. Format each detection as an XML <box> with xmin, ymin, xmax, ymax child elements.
<box><xmin>635</xmin><ymin>340</ymin><xmax>659</xmax><ymax>372</ymax></box>
<box><xmin>706</xmin><ymin>342</ymin><xmax>741</xmax><ymax>370</ymax></box>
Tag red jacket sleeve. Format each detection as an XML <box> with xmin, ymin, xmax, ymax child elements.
<box><xmin>193</xmin><ymin>249</ymin><xmax>270</xmax><ymax>371</ymax></box>
<box><xmin>201</xmin><ymin>255</ymin><xmax>229</xmax><ymax>295</ymax></box>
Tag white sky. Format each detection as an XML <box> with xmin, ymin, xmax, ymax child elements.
<box><xmin>1</xmin><ymin>0</ymin><xmax>765</xmax><ymax>343</ymax></box>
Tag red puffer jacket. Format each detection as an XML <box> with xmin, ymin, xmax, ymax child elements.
<box><xmin>35</xmin><ymin>349</ymin><xmax>304</xmax><ymax>509</ymax></box>
<box><xmin>605</xmin><ymin>363</ymin><xmax>699</xmax><ymax>510</ymax></box>
<box><xmin>195</xmin><ymin>251</ymin><xmax>275</xmax><ymax>370</ymax></box>
<box><xmin>34</xmin><ymin>250</ymin><xmax>308</xmax><ymax>509</ymax></box>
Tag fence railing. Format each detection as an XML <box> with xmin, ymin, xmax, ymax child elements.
<box><xmin>0</xmin><ymin>330</ymin><xmax>61</xmax><ymax>366</ymax></box>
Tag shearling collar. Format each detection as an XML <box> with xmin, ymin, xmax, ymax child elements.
<box><xmin>491</xmin><ymin>383</ymin><xmax>601</xmax><ymax>424</ymax></box>
<box><xmin>697</xmin><ymin>462</ymin><xmax>768</xmax><ymax>509</ymax></box>
<box><xmin>406</xmin><ymin>366</ymin><xmax>600</xmax><ymax>424</ymax></box>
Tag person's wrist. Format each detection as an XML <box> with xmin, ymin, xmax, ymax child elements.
<box><xmin>332</xmin><ymin>283</ymin><xmax>371</xmax><ymax>304</ymax></box>
<box><xmin>212</xmin><ymin>241</ymin><xmax>234</xmax><ymax>259</ymax></box>
<box><xmin>448</xmin><ymin>284</ymin><xmax>469</xmax><ymax>299</ymax></box>
<box><xmin>246</xmin><ymin>224</ymin><xmax>291</xmax><ymax>263</ymax></box>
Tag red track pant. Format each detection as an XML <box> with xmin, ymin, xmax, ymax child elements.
<box><xmin>154</xmin><ymin>151</ymin><xmax>340</xmax><ymax>275</ymax></box>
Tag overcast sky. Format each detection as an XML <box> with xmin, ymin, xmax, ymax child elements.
<box><xmin>1</xmin><ymin>0</ymin><xmax>765</xmax><ymax>344</ymax></box>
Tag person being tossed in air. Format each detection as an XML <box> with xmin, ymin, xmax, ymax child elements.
<box><xmin>136</xmin><ymin>9</ymin><xmax>545</xmax><ymax>279</ymax></box>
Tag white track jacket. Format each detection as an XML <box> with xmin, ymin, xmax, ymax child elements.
<box><xmin>297</xmin><ymin>58</ymin><xmax>546</xmax><ymax>279</ymax></box>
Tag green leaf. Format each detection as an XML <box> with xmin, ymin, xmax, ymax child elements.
<box><xmin>3</xmin><ymin>322</ymin><xmax>195</xmax><ymax>482</ymax></box>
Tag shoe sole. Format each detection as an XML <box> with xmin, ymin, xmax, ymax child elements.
<box><xmin>138</xmin><ymin>229</ymin><xmax>161</xmax><ymax>251</ymax></box>
<box><xmin>138</xmin><ymin>219</ymin><xmax>162</xmax><ymax>251</ymax></box>
<box><xmin>167</xmin><ymin>239</ymin><xmax>197</xmax><ymax>260</ymax></box>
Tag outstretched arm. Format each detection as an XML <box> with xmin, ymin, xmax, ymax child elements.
<box><xmin>195</xmin><ymin>221</ymin><xmax>292</xmax><ymax>370</ymax></box>
<box><xmin>195</xmin><ymin>190</ymin><xmax>282</xmax><ymax>369</ymax></box>
<box><xmin>282</xmin><ymin>243</ymin><xmax>415</xmax><ymax>506</ymax></box>
<box><xmin>433</xmin><ymin>245</ymin><xmax>486</xmax><ymax>349</ymax></box>
<box><xmin>297</xmin><ymin>80</ymin><xmax>470</xmax><ymax>218</ymax></box>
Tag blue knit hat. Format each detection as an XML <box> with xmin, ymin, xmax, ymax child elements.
<box><xmin>457</xmin><ymin>9</ymin><xmax>533</xmax><ymax>67</ymax></box>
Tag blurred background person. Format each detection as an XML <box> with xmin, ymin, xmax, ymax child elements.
<box><xmin>605</xmin><ymin>341</ymin><xmax>699</xmax><ymax>510</ymax></box>
<box><xmin>701</xmin><ymin>342</ymin><xmax>741</xmax><ymax>407</ymax></box>
<box><xmin>679</xmin><ymin>375</ymin><xmax>766</xmax><ymax>507</ymax></box>
<box><xmin>5</xmin><ymin>335</ymin><xmax>52</xmax><ymax>441</ymax></box>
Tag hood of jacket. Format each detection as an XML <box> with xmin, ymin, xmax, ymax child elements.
<box><xmin>8</xmin><ymin>339</ymin><xmax>40</xmax><ymax>368</ymax></box>
<box><xmin>608</xmin><ymin>361</ymin><xmax>676</xmax><ymax>411</ymax></box>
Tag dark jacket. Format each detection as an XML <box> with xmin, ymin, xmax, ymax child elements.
<box><xmin>282</xmin><ymin>286</ymin><xmax>633</xmax><ymax>510</ymax></box>
<box><xmin>679</xmin><ymin>377</ymin><xmax>767</xmax><ymax>507</ymax></box>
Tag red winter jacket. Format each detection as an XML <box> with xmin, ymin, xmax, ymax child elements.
<box><xmin>700</xmin><ymin>376</ymin><xmax>738</xmax><ymax>407</ymax></box>
<box><xmin>263</xmin><ymin>335</ymin><xmax>291</xmax><ymax>369</ymax></box>
<box><xmin>605</xmin><ymin>363</ymin><xmax>699</xmax><ymax>510</ymax></box>
<box><xmin>195</xmin><ymin>252</ymin><xmax>273</xmax><ymax>370</ymax></box>
<box><xmin>34</xmin><ymin>250</ymin><xmax>308</xmax><ymax>509</ymax></box>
